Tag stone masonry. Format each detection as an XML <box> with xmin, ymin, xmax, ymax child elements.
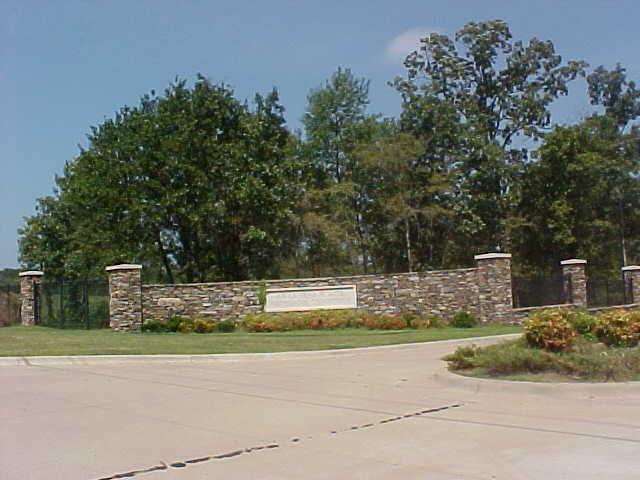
<box><xmin>141</xmin><ymin>268</ymin><xmax>482</xmax><ymax>325</ymax></box>
<box><xmin>104</xmin><ymin>253</ymin><xmax>640</xmax><ymax>331</ymax></box>
<box><xmin>622</xmin><ymin>266</ymin><xmax>640</xmax><ymax>304</ymax></box>
<box><xmin>106</xmin><ymin>264</ymin><xmax>143</xmax><ymax>332</ymax></box>
<box><xmin>474</xmin><ymin>253</ymin><xmax>513</xmax><ymax>323</ymax></box>
<box><xmin>19</xmin><ymin>271</ymin><xmax>43</xmax><ymax>326</ymax></box>
<box><xmin>561</xmin><ymin>259</ymin><xmax>588</xmax><ymax>307</ymax></box>
<box><xmin>103</xmin><ymin>252</ymin><xmax>511</xmax><ymax>331</ymax></box>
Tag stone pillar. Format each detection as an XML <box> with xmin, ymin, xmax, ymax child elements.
<box><xmin>106</xmin><ymin>264</ymin><xmax>142</xmax><ymax>332</ymax></box>
<box><xmin>560</xmin><ymin>259</ymin><xmax>587</xmax><ymax>307</ymax></box>
<box><xmin>475</xmin><ymin>253</ymin><xmax>513</xmax><ymax>323</ymax></box>
<box><xmin>622</xmin><ymin>266</ymin><xmax>640</xmax><ymax>304</ymax></box>
<box><xmin>19</xmin><ymin>271</ymin><xmax>43</xmax><ymax>326</ymax></box>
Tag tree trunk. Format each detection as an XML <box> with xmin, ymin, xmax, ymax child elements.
<box><xmin>405</xmin><ymin>217</ymin><xmax>413</xmax><ymax>273</ymax></box>
<box><xmin>156</xmin><ymin>230</ymin><xmax>174</xmax><ymax>283</ymax></box>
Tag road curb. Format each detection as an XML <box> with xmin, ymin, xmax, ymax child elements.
<box><xmin>0</xmin><ymin>333</ymin><xmax>520</xmax><ymax>367</ymax></box>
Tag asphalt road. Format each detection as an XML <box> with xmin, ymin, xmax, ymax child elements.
<box><xmin>1</xmin><ymin>335</ymin><xmax>639</xmax><ymax>479</ymax></box>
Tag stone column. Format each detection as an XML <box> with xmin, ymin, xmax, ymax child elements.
<box><xmin>106</xmin><ymin>264</ymin><xmax>142</xmax><ymax>332</ymax></box>
<box><xmin>622</xmin><ymin>266</ymin><xmax>640</xmax><ymax>304</ymax></box>
<box><xmin>19</xmin><ymin>271</ymin><xmax>43</xmax><ymax>326</ymax></box>
<box><xmin>560</xmin><ymin>259</ymin><xmax>587</xmax><ymax>307</ymax></box>
<box><xmin>475</xmin><ymin>253</ymin><xmax>513</xmax><ymax>323</ymax></box>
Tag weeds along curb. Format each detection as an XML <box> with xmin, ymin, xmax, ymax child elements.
<box><xmin>432</xmin><ymin>360</ymin><xmax>640</xmax><ymax>396</ymax></box>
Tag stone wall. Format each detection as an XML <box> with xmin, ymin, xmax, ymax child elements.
<box><xmin>141</xmin><ymin>268</ymin><xmax>483</xmax><ymax>324</ymax></box>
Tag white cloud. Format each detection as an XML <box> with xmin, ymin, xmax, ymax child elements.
<box><xmin>384</xmin><ymin>27</ymin><xmax>434</xmax><ymax>64</ymax></box>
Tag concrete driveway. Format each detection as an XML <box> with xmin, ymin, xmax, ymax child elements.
<box><xmin>1</xmin><ymin>335</ymin><xmax>639</xmax><ymax>480</ymax></box>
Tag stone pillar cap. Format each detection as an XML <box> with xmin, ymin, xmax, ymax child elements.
<box><xmin>560</xmin><ymin>259</ymin><xmax>587</xmax><ymax>265</ymax></box>
<box><xmin>474</xmin><ymin>253</ymin><xmax>512</xmax><ymax>260</ymax></box>
<box><xmin>622</xmin><ymin>265</ymin><xmax>640</xmax><ymax>271</ymax></box>
<box><xmin>105</xmin><ymin>264</ymin><xmax>143</xmax><ymax>272</ymax></box>
<box><xmin>19</xmin><ymin>270</ymin><xmax>44</xmax><ymax>277</ymax></box>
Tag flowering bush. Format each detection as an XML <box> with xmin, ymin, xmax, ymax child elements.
<box><xmin>241</xmin><ymin>310</ymin><xmax>430</xmax><ymax>332</ymax></box>
<box><xmin>524</xmin><ymin>309</ymin><xmax>576</xmax><ymax>352</ymax></box>
<box><xmin>362</xmin><ymin>314</ymin><xmax>408</xmax><ymax>330</ymax></box>
<box><xmin>594</xmin><ymin>311</ymin><xmax>640</xmax><ymax>347</ymax></box>
<box><xmin>193</xmin><ymin>318</ymin><xmax>216</xmax><ymax>333</ymax></box>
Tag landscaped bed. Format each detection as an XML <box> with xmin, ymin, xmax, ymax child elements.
<box><xmin>0</xmin><ymin>324</ymin><xmax>519</xmax><ymax>357</ymax></box>
<box><xmin>444</xmin><ymin>309</ymin><xmax>640</xmax><ymax>382</ymax></box>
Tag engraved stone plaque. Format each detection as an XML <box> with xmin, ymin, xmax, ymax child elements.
<box><xmin>264</xmin><ymin>285</ymin><xmax>357</xmax><ymax>313</ymax></box>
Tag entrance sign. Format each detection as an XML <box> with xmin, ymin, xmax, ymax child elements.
<box><xmin>264</xmin><ymin>285</ymin><xmax>357</xmax><ymax>313</ymax></box>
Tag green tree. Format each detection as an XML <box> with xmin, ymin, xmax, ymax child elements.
<box><xmin>19</xmin><ymin>76</ymin><xmax>302</xmax><ymax>282</ymax></box>
<box><xmin>358</xmin><ymin>133</ymin><xmax>454</xmax><ymax>272</ymax></box>
<box><xmin>301</xmin><ymin>68</ymin><xmax>386</xmax><ymax>274</ymax></box>
<box><xmin>394</xmin><ymin>20</ymin><xmax>587</xmax><ymax>253</ymax></box>
<box><xmin>513</xmin><ymin>116</ymin><xmax>640</xmax><ymax>276</ymax></box>
<box><xmin>587</xmin><ymin>63</ymin><xmax>640</xmax><ymax>130</ymax></box>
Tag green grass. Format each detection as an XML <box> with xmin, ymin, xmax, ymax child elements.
<box><xmin>0</xmin><ymin>325</ymin><xmax>520</xmax><ymax>356</ymax></box>
<box><xmin>444</xmin><ymin>336</ymin><xmax>640</xmax><ymax>382</ymax></box>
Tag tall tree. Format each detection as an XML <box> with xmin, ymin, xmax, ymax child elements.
<box><xmin>513</xmin><ymin>116</ymin><xmax>640</xmax><ymax>276</ymax></box>
<box><xmin>394</xmin><ymin>20</ymin><xmax>586</xmax><ymax>253</ymax></box>
<box><xmin>19</xmin><ymin>76</ymin><xmax>303</xmax><ymax>282</ymax></box>
<box><xmin>358</xmin><ymin>133</ymin><xmax>454</xmax><ymax>272</ymax></box>
<box><xmin>301</xmin><ymin>68</ymin><xmax>385</xmax><ymax>274</ymax></box>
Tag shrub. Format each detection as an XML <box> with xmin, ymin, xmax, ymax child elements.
<box><xmin>193</xmin><ymin>318</ymin><xmax>216</xmax><ymax>334</ymax></box>
<box><xmin>524</xmin><ymin>309</ymin><xmax>576</xmax><ymax>352</ymax></box>
<box><xmin>594</xmin><ymin>310</ymin><xmax>640</xmax><ymax>347</ymax></box>
<box><xmin>408</xmin><ymin>316</ymin><xmax>431</xmax><ymax>329</ymax></box>
<box><xmin>428</xmin><ymin>316</ymin><xmax>446</xmax><ymax>328</ymax></box>
<box><xmin>141</xmin><ymin>320</ymin><xmax>168</xmax><ymax>333</ymax></box>
<box><xmin>165</xmin><ymin>315</ymin><xmax>184</xmax><ymax>333</ymax></box>
<box><xmin>567</xmin><ymin>310</ymin><xmax>596</xmax><ymax>335</ymax></box>
<box><xmin>444</xmin><ymin>337</ymin><xmax>640</xmax><ymax>382</ymax></box>
<box><xmin>362</xmin><ymin>314</ymin><xmax>408</xmax><ymax>330</ymax></box>
<box><xmin>177</xmin><ymin>318</ymin><xmax>194</xmax><ymax>333</ymax></box>
<box><xmin>241</xmin><ymin>310</ymin><xmax>434</xmax><ymax>332</ymax></box>
<box><xmin>217</xmin><ymin>319</ymin><xmax>236</xmax><ymax>333</ymax></box>
<box><xmin>450</xmin><ymin>311</ymin><xmax>478</xmax><ymax>328</ymax></box>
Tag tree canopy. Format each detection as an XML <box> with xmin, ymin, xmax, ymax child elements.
<box><xmin>19</xmin><ymin>20</ymin><xmax>640</xmax><ymax>283</ymax></box>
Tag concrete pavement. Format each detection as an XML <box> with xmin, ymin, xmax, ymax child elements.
<box><xmin>1</xmin><ymin>335</ymin><xmax>638</xmax><ymax>479</ymax></box>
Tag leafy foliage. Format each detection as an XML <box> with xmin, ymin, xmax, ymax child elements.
<box><xmin>17</xmin><ymin>20</ymin><xmax>640</xmax><ymax>283</ymax></box>
<box><xmin>587</xmin><ymin>63</ymin><xmax>640</xmax><ymax>129</ymax></box>
<box><xmin>594</xmin><ymin>310</ymin><xmax>640</xmax><ymax>347</ymax></box>
<box><xmin>444</xmin><ymin>337</ymin><xmax>640</xmax><ymax>382</ymax></box>
<box><xmin>19</xmin><ymin>77</ymin><xmax>302</xmax><ymax>282</ymax></box>
<box><xmin>141</xmin><ymin>316</ymin><xmax>236</xmax><ymax>334</ymax></box>
<box><xmin>241</xmin><ymin>310</ymin><xmax>430</xmax><ymax>332</ymax></box>
<box><xmin>524</xmin><ymin>309</ymin><xmax>576</xmax><ymax>352</ymax></box>
<box><xmin>394</xmin><ymin>20</ymin><xmax>586</xmax><ymax>253</ymax></box>
<box><xmin>566</xmin><ymin>310</ymin><xmax>596</xmax><ymax>335</ymax></box>
<box><xmin>450</xmin><ymin>311</ymin><xmax>478</xmax><ymax>328</ymax></box>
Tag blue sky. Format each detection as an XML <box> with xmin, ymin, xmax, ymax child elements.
<box><xmin>2</xmin><ymin>0</ymin><xmax>639</xmax><ymax>268</ymax></box>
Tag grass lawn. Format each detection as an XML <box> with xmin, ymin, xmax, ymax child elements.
<box><xmin>0</xmin><ymin>325</ymin><xmax>520</xmax><ymax>356</ymax></box>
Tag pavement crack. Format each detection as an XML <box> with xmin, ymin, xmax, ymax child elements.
<box><xmin>92</xmin><ymin>403</ymin><xmax>460</xmax><ymax>480</ymax></box>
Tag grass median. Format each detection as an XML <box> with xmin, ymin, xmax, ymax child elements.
<box><xmin>0</xmin><ymin>325</ymin><xmax>520</xmax><ymax>357</ymax></box>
